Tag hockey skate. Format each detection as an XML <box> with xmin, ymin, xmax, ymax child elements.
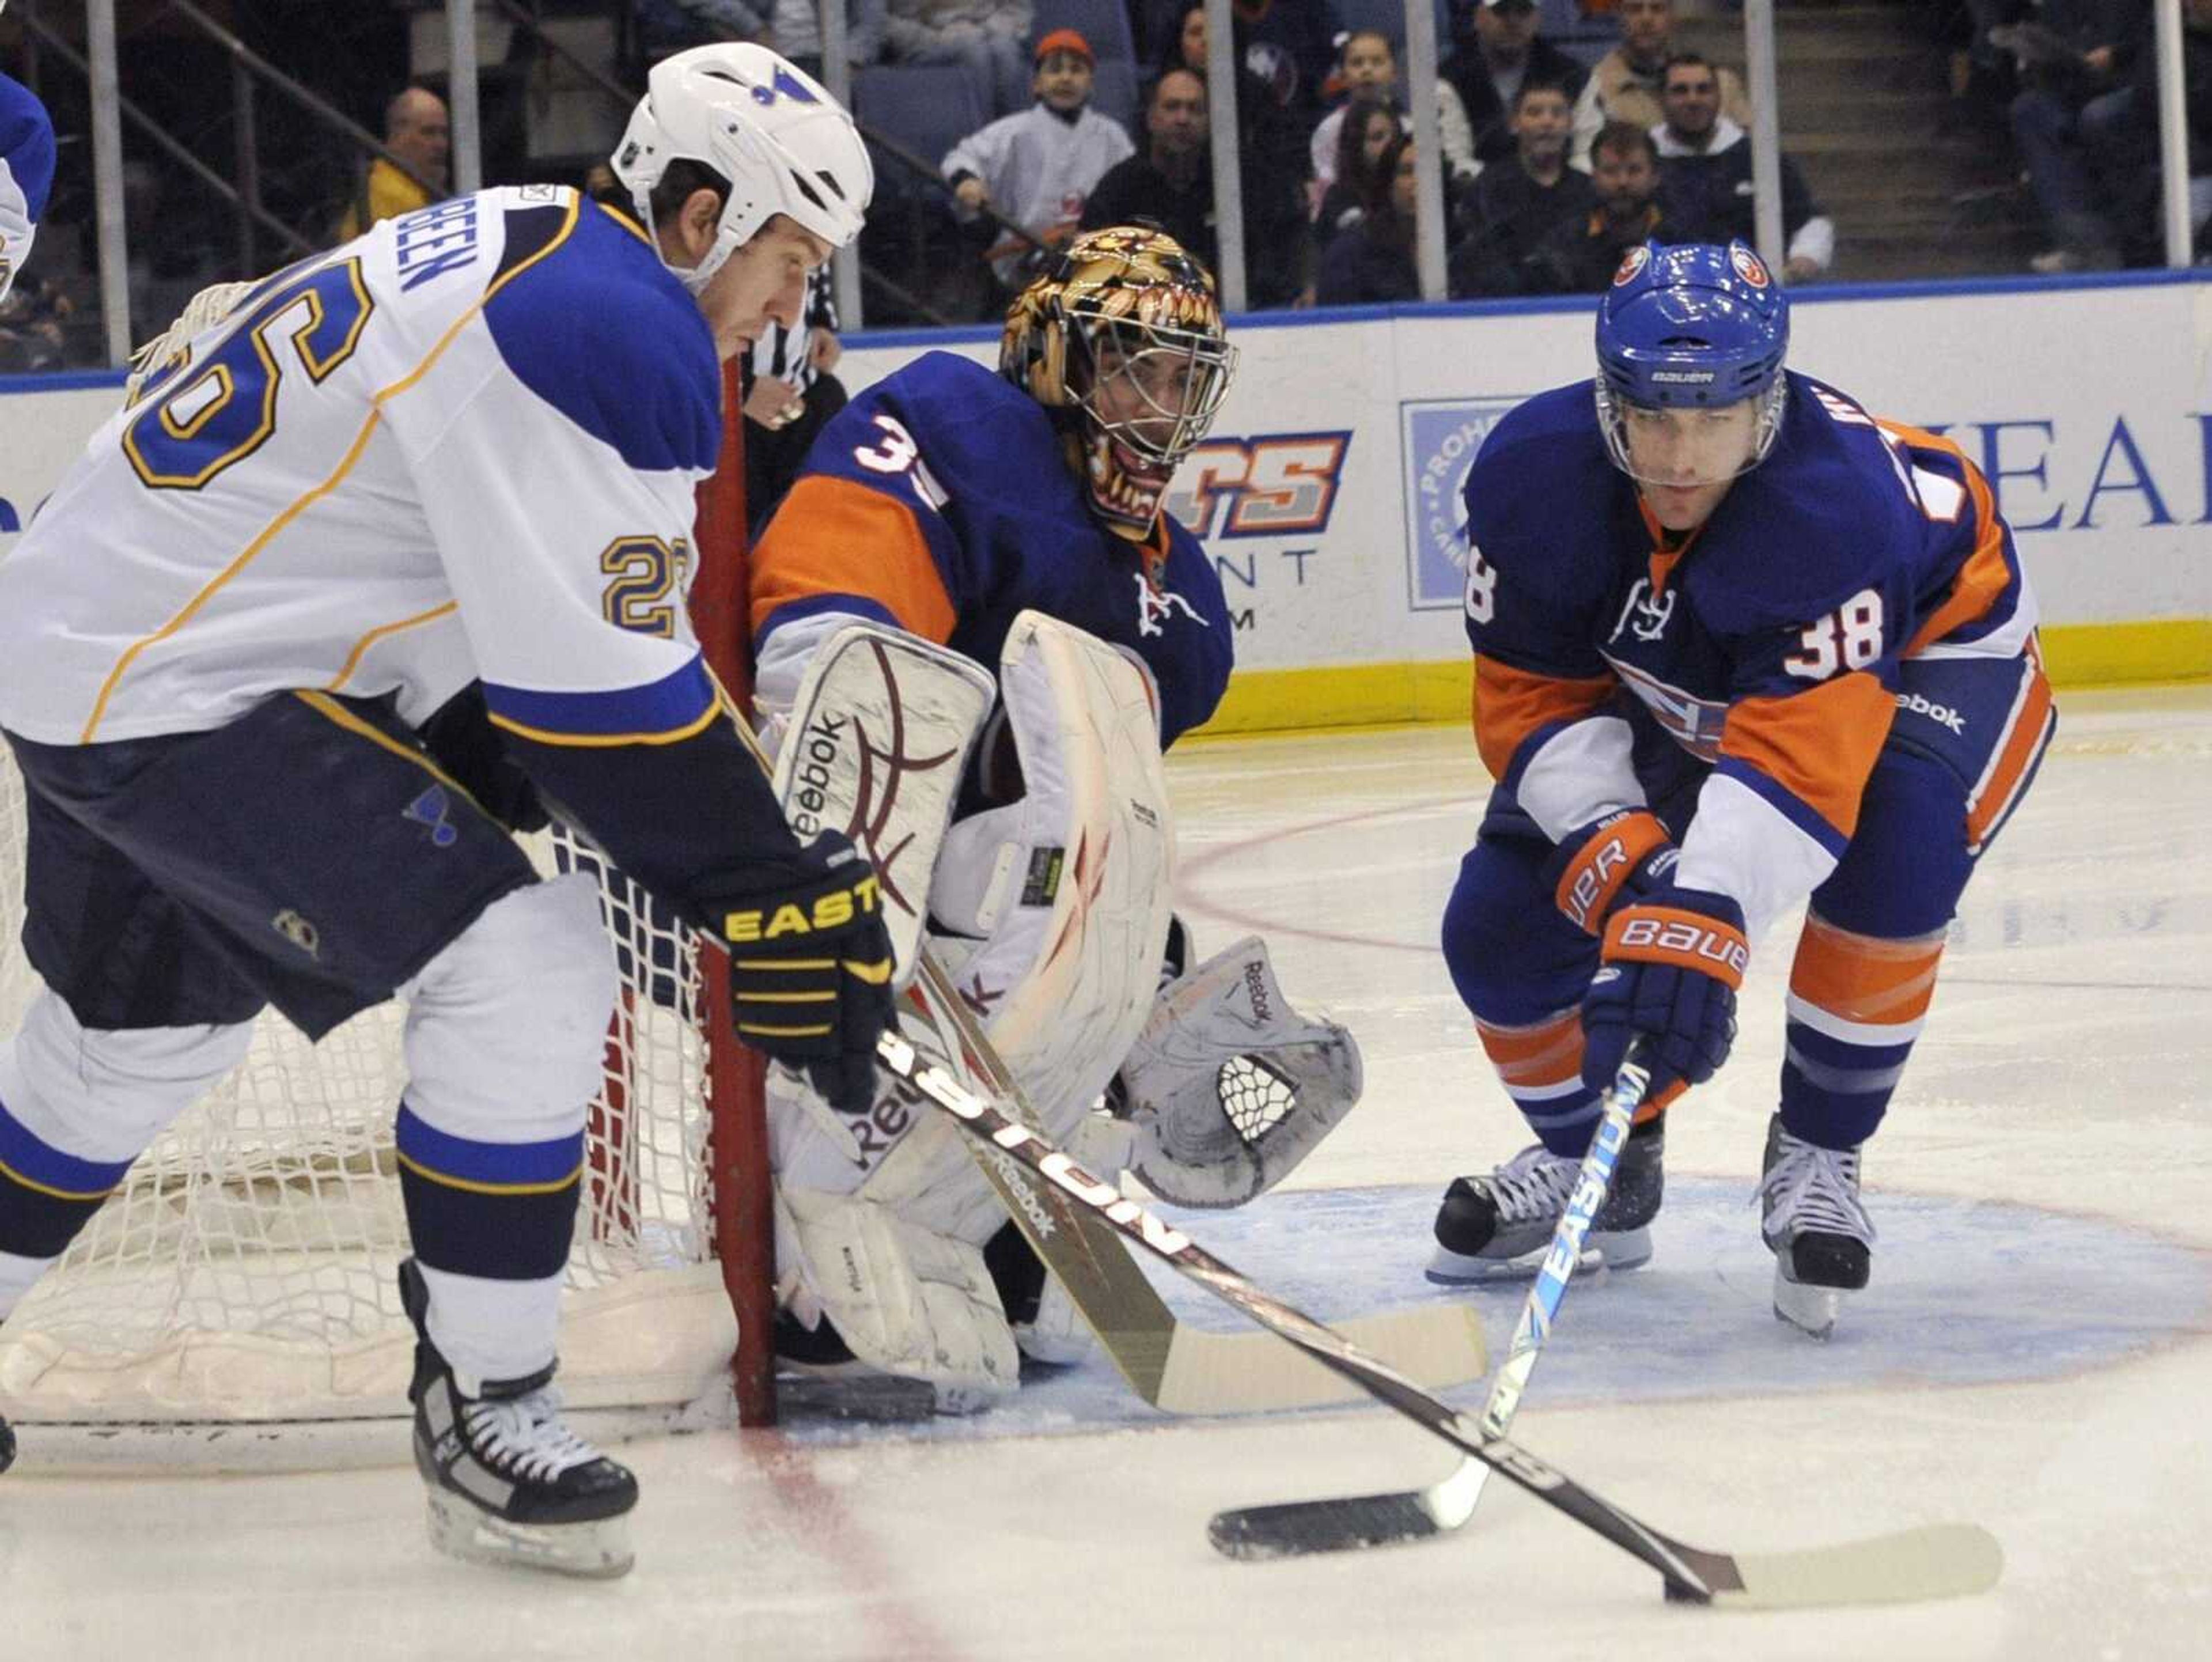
<box><xmin>1</xmin><ymin>1408</ymin><xmax>14</xmax><ymax>1474</ymax></box>
<box><xmin>1758</xmin><ymin>1115</ymin><xmax>1875</xmax><ymax>1340</ymax></box>
<box><xmin>1427</xmin><ymin>1120</ymin><xmax>1664</xmax><ymax>1283</ymax></box>
<box><xmin>399</xmin><ymin>1258</ymin><xmax>638</xmax><ymax>1577</ymax></box>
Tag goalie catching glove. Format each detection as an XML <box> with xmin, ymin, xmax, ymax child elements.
<box><xmin>1109</xmin><ymin>934</ymin><xmax>1363</xmax><ymax>1209</ymax></box>
<box><xmin>709</xmin><ymin>832</ymin><xmax>895</xmax><ymax>1114</ymax></box>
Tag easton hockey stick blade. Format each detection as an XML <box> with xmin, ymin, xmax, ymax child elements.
<box><xmin>872</xmin><ymin>1027</ymin><xmax>2002</xmax><ymax>1609</ymax></box>
<box><xmin>914</xmin><ymin>954</ymin><xmax>1487</xmax><ymax>1413</ymax></box>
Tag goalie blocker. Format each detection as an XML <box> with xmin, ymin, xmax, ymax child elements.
<box><xmin>759</xmin><ymin>614</ymin><xmax>1363</xmax><ymax>1409</ymax></box>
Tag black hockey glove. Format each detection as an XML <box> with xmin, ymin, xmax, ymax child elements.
<box><xmin>711</xmin><ymin>835</ymin><xmax>895</xmax><ymax>1115</ymax></box>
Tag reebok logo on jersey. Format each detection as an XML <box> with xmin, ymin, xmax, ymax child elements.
<box><xmin>1896</xmin><ymin>691</ymin><xmax>1966</xmax><ymax>735</ymax></box>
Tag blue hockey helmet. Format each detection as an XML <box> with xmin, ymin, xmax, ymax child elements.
<box><xmin>1593</xmin><ymin>240</ymin><xmax>1790</xmax><ymax>480</ymax></box>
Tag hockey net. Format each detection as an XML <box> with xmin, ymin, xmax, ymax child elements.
<box><xmin>0</xmin><ymin>365</ymin><xmax>778</xmax><ymax>1463</ymax></box>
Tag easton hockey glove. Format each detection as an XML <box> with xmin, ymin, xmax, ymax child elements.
<box><xmin>1581</xmin><ymin>886</ymin><xmax>1748</xmax><ymax>1097</ymax></box>
<box><xmin>713</xmin><ymin>835</ymin><xmax>895</xmax><ymax>1115</ymax></box>
<box><xmin>1543</xmin><ymin>809</ymin><xmax>1678</xmax><ymax>935</ymax></box>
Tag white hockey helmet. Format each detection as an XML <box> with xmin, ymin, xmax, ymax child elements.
<box><xmin>612</xmin><ymin>44</ymin><xmax>873</xmax><ymax>294</ymax></box>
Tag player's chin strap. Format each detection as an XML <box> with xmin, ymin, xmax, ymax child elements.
<box><xmin>1108</xmin><ymin>936</ymin><xmax>1363</xmax><ymax>1210</ymax></box>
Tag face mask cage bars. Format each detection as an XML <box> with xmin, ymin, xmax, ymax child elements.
<box><xmin>1067</xmin><ymin>311</ymin><xmax>1236</xmax><ymax>474</ymax></box>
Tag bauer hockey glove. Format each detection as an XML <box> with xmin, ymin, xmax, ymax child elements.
<box><xmin>1543</xmin><ymin>809</ymin><xmax>1679</xmax><ymax>935</ymax></box>
<box><xmin>714</xmin><ymin>835</ymin><xmax>895</xmax><ymax>1115</ymax></box>
<box><xmin>1580</xmin><ymin>886</ymin><xmax>1749</xmax><ymax>1096</ymax></box>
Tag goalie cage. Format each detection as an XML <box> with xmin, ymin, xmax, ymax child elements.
<box><xmin>0</xmin><ymin>364</ymin><xmax>786</xmax><ymax>1468</ymax></box>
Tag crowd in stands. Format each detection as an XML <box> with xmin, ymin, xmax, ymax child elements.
<box><xmin>1945</xmin><ymin>0</ymin><xmax>2212</xmax><ymax>271</ymax></box>
<box><xmin>781</xmin><ymin>0</ymin><xmax>1843</xmax><ymax>313</ymax></box>
<box><xmin>12</xmin><ymin>0</ymin><xmax>2212</xmax><ymax>372</ymax></box>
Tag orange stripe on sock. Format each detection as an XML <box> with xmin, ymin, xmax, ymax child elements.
<box><xmin>1475</xmin><ymin>1009</ymin><xmax>1584</xmax><ymax>1091</ymax></box>
<box><xmin>1967</xmin><ymin>648</ymin><xmax>2055</xmax><ymax>852</ymax></box>
<box><xmin>1789</xmin><ymin>913</ymin><xmax>1946</xmax><ymax>1027</ymax></box>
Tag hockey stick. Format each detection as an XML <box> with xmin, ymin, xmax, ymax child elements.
<box><xmin>872</xmin><ymin>1025</ymin><xmax>2002</xmax><ymax>1610</ymax></box>
<box><xmin>914</xmin><ymin>951</ymin><xmax>1487</xmax><ymax>1415</ymax></box>
<box><xmin>1212</xmin><ymin>1044</ymin><xmax>1653</xmax><ymax>1557</ymax></box>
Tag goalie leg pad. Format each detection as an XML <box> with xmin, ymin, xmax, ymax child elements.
<box><xmin>774</xmin><ymin>1184</ymin><xmax>1019</xmax><ymax>1413</ymax></box>
<box><xmin>771</xmin><ymin>623</ymin><xmax>997</xmax><ymax>987</ymax></box>
<box><xmin>774</xmin><ymin>612</ymin><xmax>1176</xmax><ymax>1247</ymax></box>
<box><xmin>1116</xmin><ymin>936</ymin><xmax>1363</xmax><ymax>1209</ymax></box>
<box><xmin>926</xmin><ymin>610</ymin><xmax>1176</xmax><ymax>1138</ymax></box>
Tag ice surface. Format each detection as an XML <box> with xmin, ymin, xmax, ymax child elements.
<box><xmin>8</xmin><ymin>687</ymin><xmax>2209</xmax><ymax>1660</ymax></box>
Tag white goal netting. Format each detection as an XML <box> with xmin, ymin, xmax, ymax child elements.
<box><xmin>0</xmin><ymin>750</ymin><xmax>738</xmax><ymax>1453</ymax></box>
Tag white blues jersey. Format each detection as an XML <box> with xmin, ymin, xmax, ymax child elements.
<box><xmin>0</xmin><ymin>73</ymin><xmax>54</xmax><ymax>303</ymax></box>
<box><xmin>0</xmin><ymin>185</ymin><xmax>722</xmax><ymax>752</ymax></box>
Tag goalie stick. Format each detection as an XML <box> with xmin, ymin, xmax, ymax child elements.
<box><xmin>1212</xmin><ymin>1045</ymin><xmax>1654</xmax><ymax>1558</ymax></box>
<box><xmin>914</xmin><ymin>951</ymin><xmax>1486</xmax><ymax>1415</ymax></box>
<box><xmin>870</xmin><ymin>1024</ymin><xmax>2003</xmax><ymax>1610</ymax></box>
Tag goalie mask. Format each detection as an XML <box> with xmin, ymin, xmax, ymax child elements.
<box><xmin>1000</xmin><ymin>225</ymin><xmax>1237</xmax><ymax>541</ymax></box>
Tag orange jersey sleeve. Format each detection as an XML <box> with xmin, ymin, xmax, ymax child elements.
<box><xmin>749</xmin><ymin>475</ymin><xmax>959</xmax><ymax>647</ymax></box>
<box><xmin>1472</xmin><ymin>654</ymin><xmax>1619</xmax><ymax>783</ymax></box>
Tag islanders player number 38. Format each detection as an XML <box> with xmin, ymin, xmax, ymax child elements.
<box><xmin>1435</xmin><ymin>240</ymin><xmax>2054</xmax><ymax>1338</ymax></box>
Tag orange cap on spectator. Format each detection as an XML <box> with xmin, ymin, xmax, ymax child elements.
<box><xmin>1035</xmin><ymin>28</ymin><xmax>1095</xmax><ymax>65</ymax></box>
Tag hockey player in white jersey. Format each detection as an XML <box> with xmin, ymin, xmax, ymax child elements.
<box><xmin>0</xmin><ymin>46</ymin><xmax>882</xmax><ymax>1576</ymax></box>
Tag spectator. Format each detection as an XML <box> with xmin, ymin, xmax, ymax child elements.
<box><xmin>1312</xmin><ymin>94</ymin><xmax>1405</xmax><ymax>268</ymax></box>
<box><xmin>637</xmin><ymin>0</ymin><xmax>772</xmax><ymax>53</ymax></box>
<box><xmin>0</xmin><ymin>273</ymin><xmax>70</xmax><ymax>372</ymax></box>
<box><xmin>1158</xmin><ymin>3</ymin><xmax>1313</xmax><ymax>307</ymax></box>
<box><xmin>1449</xmin><ymin>78</ymin><xmax>1596</xmax><ymax>296</ymax></box>
<box><xmin>2109</xmin><ymin>0</ymin><xmax>2212</xmax><ymax>259</ymax></box>
<box><xmin>1526</xmin><ymin>119</ymin><xmax>1671</xmax><ymax>292</ymax></box>
<box><xmin>1443</xmin><ymin>0</ymin><xmax>1591</xmax><ymax>168</ymax></box>
<box><xmin>1316</xmin><ymin>132</ymin><xmax>1423</xmax><ymax>305</ymax></box>
<box><xmin>1231</xmin><ymin>0</ymin><xmax>1346</xmax><ymax>129</ymax></box>
<box><xmin>744</xmin><ymin>265</ymin><xmax>849</xmax><ymax>533</ymax></box>
<box><xmin>336</xmin><ymin>86</ymin><xmax>448</xmax><ymax>241</ymax></box>
<box><xmin>1653</xmin><ymin>53</ymin><xmax>1834</xmax><ymax>282</ymax></box>
<box><xmin>943</xmin><ymin>28</ymin><xmax>1134</xmax><ymax>294</ymax></box>
<box><xmin>1081</xmin><ymin>69</ymin><xmax>1217</xmax><ymax>264</ymax></box>
<box><xmin>1311</xmin><ymin>29</ymin><xmax>1480</xmax><ymax>191</ymax></box>
<box><xmin>773</xmin><ymin>0</ymin><xmax>887</xmax><ymax>81</ymax></box>
<box><xmin>1997</xmin><ymin>0</ymin><xmax>2145</xmax><ymax>270</ymax></box>
<box><xmin>1571</xmin><ymin>0</ymin><xmax>1749</xmax><ymax>170</ymax></box>
<box><xmin>887</xmin><ymin>0</ymin><xmax>1034</xmax><ymax>118</ymax></box>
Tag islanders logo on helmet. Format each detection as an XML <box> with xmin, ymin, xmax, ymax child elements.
<box><xmin>1729</xmin><ymin>243</ymin><xmax>1771</xmax><ymax>289</ymax></box>
<box><xmin>1612</xmin><ymin>245</ymin><xmax>1651</xmax><ymax>287</ymax></box>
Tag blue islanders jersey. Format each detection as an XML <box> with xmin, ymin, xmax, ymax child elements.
<box><xmin>750</xmin><ymin>350</ymin><xmax>1233</xmax><ymax>746</ymax></box>
<box><xmin>0</xmin><ymin>73</ymin><xmax>55</xmax><ymax>303</ymax></box>
<box><xmin>1461</xmin><ymin>371</ymin><xmax>2044</xmax><ymax>937</ymax></box>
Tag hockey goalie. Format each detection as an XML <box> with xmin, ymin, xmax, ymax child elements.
<box><xmin>745</xmin><ymin>228</ymin><xmax>1366</xmax><ymax>1410</ymax></box>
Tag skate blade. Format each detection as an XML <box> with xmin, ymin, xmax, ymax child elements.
<box><xmin>425</xmin><ymin>1488</ymin><xmax>635</xmax><ymax>1579</ymax></box>
<box><xmin>1425</xmin><ymin>1228</ymin><xmax>1653</xmax><ymax>1286</ymax></box>
<box><xmin>1772</xmin><ymin>1269</ymin><xmax>1845</xmax><ymax>1341</ymax></box>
